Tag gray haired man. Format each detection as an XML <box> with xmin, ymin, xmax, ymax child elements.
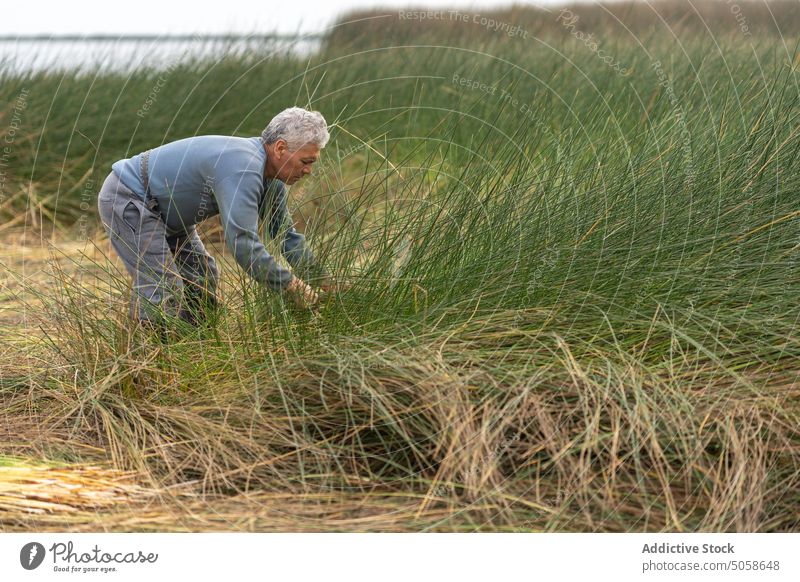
<box><xmin>97</xmin><ymin>106</ymin><xmax>335</xmax><ymax>335</ymax></box>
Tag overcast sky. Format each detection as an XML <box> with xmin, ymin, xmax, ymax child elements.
<box><xmin>3</xmin><ymin>0</ymin><xmax>600</xmax><ymax>35</ymax></box>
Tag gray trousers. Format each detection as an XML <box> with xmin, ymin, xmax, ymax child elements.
<box><xmin>97</xmin><ymin>170</ymin><xmax>219</xmax><ymax>323</ymax></box>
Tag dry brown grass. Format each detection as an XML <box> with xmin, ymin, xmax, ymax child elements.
<box><xmin>1</xmin><ymin>240</ymin><xmax>797</xmax><ymax>532</ymax></box>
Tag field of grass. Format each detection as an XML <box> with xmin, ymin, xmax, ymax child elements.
<box><xmin>1</xmin><ymin>1</ymin><xmax>799</xmax><ymax>531</ymax></box>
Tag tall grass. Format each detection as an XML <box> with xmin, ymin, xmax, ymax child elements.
<box><xmin>1</xmin><ymin>1</ymin><xmax>799</xmax><ymax>531</ymax></box>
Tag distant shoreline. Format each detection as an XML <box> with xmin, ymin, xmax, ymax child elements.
<box><xmin>0</xmin><ymin>34</ymin><xmax>325</xmax><ymax>41</ymax></box>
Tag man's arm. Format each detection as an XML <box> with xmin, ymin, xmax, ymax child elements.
<box><xmin>216</xmin><ymin>172</ymin><xmax>295</xmax><ymax>292</ymax></box>
<box><xmin>265</xmin><ymin>179</ymin><xmax>330</xmax><ymax>285</ymax></box>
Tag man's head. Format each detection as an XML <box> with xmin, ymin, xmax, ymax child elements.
<box><xmin>262</xmin><ymin>107</ymin><xmax>329</xmax><ymax>185</ymax></box>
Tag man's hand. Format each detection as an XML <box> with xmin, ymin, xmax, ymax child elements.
<box><xmin>285</xmin><ymin>276</ymin><xmax>320</xmax><ymax>308</ymax></box>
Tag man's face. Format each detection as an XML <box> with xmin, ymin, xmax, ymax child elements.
<box><xmin>268</xmin><ymin>140</ymin><xmax>320</xmax><ymax>185</ymax></box>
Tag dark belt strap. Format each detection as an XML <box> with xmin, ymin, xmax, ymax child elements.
<box><xmin>138</xmin><ymin>149</ymin><xmax>159</xmax><ymax>212</ymax></box>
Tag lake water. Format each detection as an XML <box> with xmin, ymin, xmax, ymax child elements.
<box><xmin>0</xmin><ymin>36</ymin><xmax>323</xmax><ymax>75</ymax></box>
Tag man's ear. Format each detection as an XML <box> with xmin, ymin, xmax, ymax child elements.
<box><xmin>275</xmin><ymin>139</ymin><xmax>289</xmax><ymax>159</ymax></box>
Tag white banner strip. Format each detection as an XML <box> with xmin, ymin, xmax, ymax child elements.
<box><xmin>2</xmin><ymin>533</ymin><xmax>797</xmax><ymax>581</ymax></box>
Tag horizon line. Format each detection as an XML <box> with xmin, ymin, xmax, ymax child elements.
<box><xmin>0</xmin><ymin>33</ymin><xmax>325</xmax><ymax>41</ymax></box>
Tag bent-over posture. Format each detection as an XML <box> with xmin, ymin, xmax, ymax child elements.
<box><xmin>97</xmin><ymin>107</ymin><xmax>332</xmax><ymax>330</ymax></box>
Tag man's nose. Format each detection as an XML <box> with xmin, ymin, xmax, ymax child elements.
<box><xmin>302</xmin><ymin>166</ymin><xmax>312</xmax><ymax>175</ymax></box>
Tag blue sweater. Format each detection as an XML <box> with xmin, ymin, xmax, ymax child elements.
<box><xmin>111</xmin><ymin>135</ymin><xmax>324</xmax><ymax>291</ymax></box>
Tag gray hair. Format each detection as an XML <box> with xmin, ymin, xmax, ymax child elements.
<box><xmin>261</xmin><ymin>107</ymin><xmax>330</xmax><ymax>151</ymax></box>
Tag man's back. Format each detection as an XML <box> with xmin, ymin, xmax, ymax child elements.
<box><xmin>111</xmin><ymin>135</ymin><xmax>267</xmax><ymax>236</ymax></box>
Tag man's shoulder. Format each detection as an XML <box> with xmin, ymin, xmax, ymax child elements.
<box><xmin>184</xmin><ymin>136</ymin><xmax>263</xmax><ymax>184</ymax></box>
<box><xmin>153</xmin><ymin>134</ymin><xmax>260</xmax><ymax>156</ymax></box>
<box><xmin>202</xmin><ymin>135</ymin><xmax>260</xmax><ymax>150</ymax></box>
<box><xmin>208</xmin><ymin>136</ymin><xmax>264</xmax><ymax>166</ymax></box>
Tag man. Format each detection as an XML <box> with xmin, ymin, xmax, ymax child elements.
<box><xmin>97</xmin><ymin>106</ymin><xmax>334</xmax><ymax>334</ymax></box>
